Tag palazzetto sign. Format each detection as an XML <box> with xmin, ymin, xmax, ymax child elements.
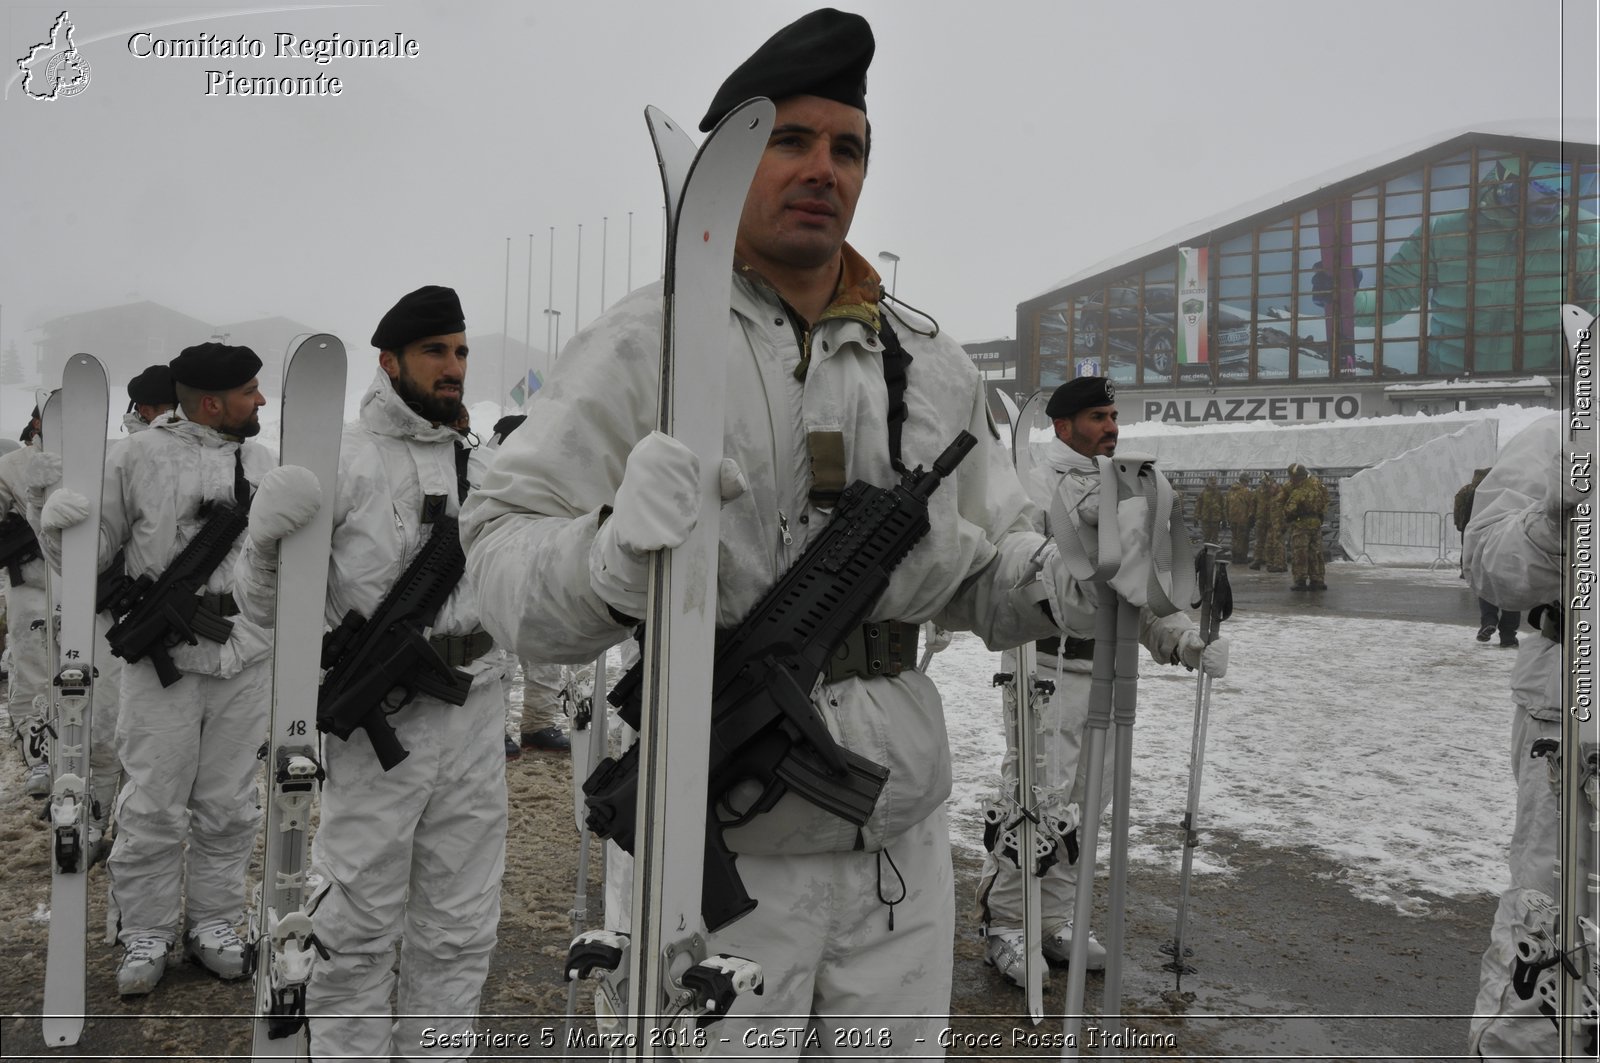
<box><xmin>1141</xmin><ymin>393</ymin><xmax>1362</xmax><ymax>424</ymax></box>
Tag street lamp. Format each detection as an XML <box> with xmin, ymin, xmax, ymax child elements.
<box><xmin>877</xmin><ymin>251</ymin><xmax>900</xmax><ymax>297</ymax></box>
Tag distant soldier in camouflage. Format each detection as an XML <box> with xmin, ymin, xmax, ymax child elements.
<box><xmin>1283</xmin><ymin>463</ymin><xmax>1330</xmax><ymax>590</ymax></box>
<box><xmin>1252</xmin><ymin>473</ymin><xmax>1286</xmax><ymax>572</ymax></box>
<box><xmin>1195</xmin><ymin>476</ymin><xmax>1225</xmax><ymax>545</ymax></box>
<box><xmin>1225</xmin><ymin>473</ymin><xmax>1254</xmax><ymax>563</ymax></box>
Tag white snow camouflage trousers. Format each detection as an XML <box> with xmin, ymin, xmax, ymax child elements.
<box><xmin>4</xmin><ymin>579</ymin><xmax>49</xmax><ymax>766</ymax></box>
<box><xmin>307</xmin><ymin>678</ymin><xmax>506</xmax><ymax>1062</ymax></box>
<box><xmin>87</xmin><ymin>610</ymin><xmax>124</xmax><ymax>824</ymax></box>
<box><xmin>599</xmin><ymin>804</ymin><xmax>955</xmax><ymax>1060</ymax></box>
<box><xmin>503</xmin><ymin>658</ymin><xmax>588</xmax><ymax>735</ymax></box>
<box><xmin>109</xmin><ymin>657</ymin><xmax>268</xmax><ymax>944</ymax></box>
<box><xmin>1469</xmin><ymin>705</ymin><xmax>1563</xmax><ymax>1060</ymax></box>
<box><xmin>976</xmin><ymin>651</ymin><xmax>1113</xmax><ymax>936</ymax></box>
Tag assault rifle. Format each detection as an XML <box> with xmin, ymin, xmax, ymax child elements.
<box><xmin>105</xmin><ymin>503</ymin><xmax>248</xmax><ymax>688</ymax></box>
<box><xmin>0</xmin><ymin>512</ymin><xmax>41</xmax><ymax>584</ymax></box>
<box><xmin>317</xmin><ymin>515</ymin><xmax>473</xmax><ymax>771</ymax></box>
<box><xmin>584</xmin><ymin>429</ymin><xmax>977</xmax><ymax>931</ymax></box>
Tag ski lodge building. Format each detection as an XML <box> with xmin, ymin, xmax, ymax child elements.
<box><xmin>1007</xmin><ymin>120</ymin><xmax>1597</xmax><ymax>427</ymax></box>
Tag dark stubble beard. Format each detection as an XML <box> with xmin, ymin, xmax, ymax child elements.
<box><xmin>219</xmin><ymin>412</ymin><xmax>261</xmax><ymax>438</ymax></box>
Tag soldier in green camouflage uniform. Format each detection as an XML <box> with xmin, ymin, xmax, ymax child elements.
<box><xmin>1252</xmin><ymin>473</ymin><xmax>1287</xmax><ymax>572</ymax></box>
<box><xmin>1195</xmin><ymin>476</ymin><xmax>1225</xmax><ymax>545</ymax></box>
<box><xmin>1225</xmin><ymin>474</ymin><xmax>1254</xmax><ymax>563</ymax></box>
<box><xmin>1283</xmin><ymin>463</ymin><xmax>1330</xmax><ymax>590</ymax></box>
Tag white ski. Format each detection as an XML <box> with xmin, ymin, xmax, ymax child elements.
<box><xmin>561</xmin><ymin>100</ymin><xmax>774</xmax><ymax>1057</ymax></box>
<box><xmin>987</xmin><ymin>640</ymin><xmax>1050</xmax><ymax>1023</ymax></box>
<box><xmin>563</xmin><ymin>651</ymin><xmax>608</xmax><ymax>1051</ymax></box>
<box><xmin>250</xmin><ymin>334</ymin><xmax>346</xmax><ymax>1061</ymax></box>
<box><xmin>986</xmin><ymin>388</ymin><xmax>1054</xmax><ymax>1022</ymax></box>
<box><xmin>41</xmin><ymin>353</ymin><xmax>109</xmax><ymax>1048</ymax></box>
<box><xmin>625</xmin><ymin>96</ymin><xmax>773</xmax><ymax>1054</ymax></box>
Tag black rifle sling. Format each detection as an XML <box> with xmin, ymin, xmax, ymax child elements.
<box><xmin>454</xmin><ymin>441</ymin><xmax>471</xmax><ymax>504</ymax></box>
<box><xmin>879</xmin><ymin>317</ymin><xmax>913</xmax><ymax>476</ymax></box>
<box><xmin>232</xmin><ymin>448</ymin><xmax>251</xmax><ymax>508</ymax></box>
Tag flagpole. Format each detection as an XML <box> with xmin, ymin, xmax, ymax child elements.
<box><xmin>500</xmin><ymin>236</ymin><xmax>510</xmax><ymax>418</ymax></box>
<box><xmin>601</xmin><ymin>215</ymin><xmax>609</xmax><ymax>313</ymax></box>
<box><xmin>546</xmin><ymin>225</ymin><xmax>556</xmax><ymax>377</ymax></box>
<box><xmin>524</xmin><ymin>232</ymin><xmax>534</xmax><ymax>407</ymax></box>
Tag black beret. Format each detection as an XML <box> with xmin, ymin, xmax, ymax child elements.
<box><xmin>1045</xmin><ymin>376</ymin><xmax>1116</xmax><ymax>420</ymax></box>
<box><xmin>699</xmin><ymin>8</ymin><xmax>873</xmax><ymax>132</ymax></box>
<box><xmin>169</xmin><ymin>343</ymin><xmax>262</xmax><ymax>392</ymax></box>
<box><xmin>127</xmin><ymin>364</ymin><xmax>176</xmax><ymax>407</ymax></box>
<box><xmin>492</xmin><ymin>414</ymin><xmax>527</xmax><ymax>441</ymax></box>
<box><xmin>371</xmin><ymin>285</ymin><xmax>465</xmax><ymax>351</ymax></box>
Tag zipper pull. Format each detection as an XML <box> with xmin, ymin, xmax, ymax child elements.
<box><xmin>777</xmin><ymin>510</ymin><xmax>794</xmax><ymax>546</ymax></box>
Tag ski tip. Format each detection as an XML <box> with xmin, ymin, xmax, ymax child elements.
<box><xmin>1562</xmin><ymin>303</ymin><xmax>1596</xmax><ymax>347</ymax></box>
<box><xmin>708</xmin><ymin>95</ymin><xmax>774</xmax><ymax>136</ymax></box>
<box><xmin>644</xmin><ymin>104</ymin><xmax>674</xmax><ymax>129</ymax></box>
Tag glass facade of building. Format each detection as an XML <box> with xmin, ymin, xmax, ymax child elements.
<box><xmin>1024</xmin><ymin>139</ymin><xmax>1598</xmax><ymax>391</ymax></box>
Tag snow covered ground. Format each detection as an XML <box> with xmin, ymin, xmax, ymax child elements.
<box><xmin>937</xmin><ymin>568</ymin><xmax>1518</xmax><ymax>915</ymax></box>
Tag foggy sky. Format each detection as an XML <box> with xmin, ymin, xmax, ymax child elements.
<box><xmin>1</xmin><ymin>0</ymin><xmax>1594</xmax><ymax>422</ymax></box>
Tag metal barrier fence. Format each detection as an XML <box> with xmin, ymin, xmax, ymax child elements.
<box><xmin>1357</xmin><ymin>509</ymin><xmax>1450</xmax><ymax>569</ymax></box>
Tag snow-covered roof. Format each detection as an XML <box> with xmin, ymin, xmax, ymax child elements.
<box><xmin>1026</xmin><ymin>118</ymin><xmax>1599</xmax><ymax>305</ymax></box>
<box><xmin>1383</xmin><ymin>375</ymin><xmax>1553</xmax><ymax>393</ymax></box>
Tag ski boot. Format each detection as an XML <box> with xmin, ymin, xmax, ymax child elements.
<box><xmin>117</xmin><ymin>936</ymin><xmax>170</xmax><ymax>996</ymax></box>
<box><xmin>1043</xmin><ymin>920</ymin><xmax>1107</xmax><ymax>971</ymax></box>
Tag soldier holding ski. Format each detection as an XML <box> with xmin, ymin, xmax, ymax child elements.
<box><xmin>979</xmin><ymin>377</ymin><xmax>1231</xmax><ymax>988</ymax></box>
<box><xmin>234</xmin><ymin>285</ymin><xmax>508</xmax><ymax>1060</ymax></box>
<box><xmin>39</xmin><ymin>342</ymin><xmax>274</xmax><ymax>996</ymax></box>
<box><xmin>463</xmin><ymin>8</ymin><xmax>1061</xmax><ymax>1053</ymax></box>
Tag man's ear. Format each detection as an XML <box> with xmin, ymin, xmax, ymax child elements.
<box><xmin>379</xmin><ymin>349</ymin><xmax>400</xmax><ymax>380</ymax></box>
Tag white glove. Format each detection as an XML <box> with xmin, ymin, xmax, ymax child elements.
<box><xmin>218</xmin><ymin>621</ymin><xmax>273</xmax><ymax>679</ymax></box>
<box><xmin>1039</xmin><ymin>542</ymin><xmax>1097</xmax><ymax>636</ymax></box>
<box><xmin>40</xmin><ymin>488</ymin><xmax>90</xmax><ymax>532</ymax></box>
<box><xmin>248</xmin><ymin>465</ymin><xmax>323</xmax><ymax>549</ymax></box>
<box><xmin>169</xmin><ymin>619</ymin><xmax>272</xmax><ymax>679</ymax></box>
<box><xmin>590</xmin><ymin>433</ymin><xmax>745</xmax><ymax>619</ymax></box>
<box><xmin>26</xmin><ymin>451</ymin><xmax>61</xmax><ymax>491</ymax></box>
<box><xmin>1178</xmin><ymin>629</ymin><xmax>1229</xmax><ymax>678</ymax></box>
<box><xmin>610</xmin><ymin>431</ymin><xmax>702</xmax><ymax>552</ymax></box>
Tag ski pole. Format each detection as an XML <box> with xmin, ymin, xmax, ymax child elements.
<box><xmin>1160</xmin><ymin>544</ymin><xmax>1233</xmax><ymax>990</ymax></box>
<box><xmin>1060</xmin><ymin>581</ymin><xmax>1118</xmax><ymax>1058</ymax></box>
<box><xmin>1085</xmin><ymin>595</ymin><xmax>1142</xmax><ymax>1059</ymax></box>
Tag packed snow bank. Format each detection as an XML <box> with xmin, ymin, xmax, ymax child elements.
<box><xmin>1337</xmin><ymin>420</ymin><xmax>1499</xmax><ymax>564</ymax></box>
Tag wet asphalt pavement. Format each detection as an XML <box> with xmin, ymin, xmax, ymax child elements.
<box><xmin>1213</xmin><ymin>556</ymin><xmax>1483</xmax><ymax>629</ymax></box>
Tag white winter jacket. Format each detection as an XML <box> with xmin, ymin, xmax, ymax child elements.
<box><xmin>235</xmin><ymin>370</ymin><xmax>500</xmax><ymax>683</ymax></box>
<box><xmin>0</xmin><ymin>441</ymin><xmax>49</xmax><ymax>589</ymax></box>
<box><xmin>462</xmin><ymin>264</ymin><xmax>1057</xmax><ymax>853</ymax></box>
<box><xmin>96</xmin><ymin>413</ymin><xmax>275</xmax><ymax>679</ymax></box>
<box><xmin>1026</xmin><ymin>438</ymin><xmax>1196</xmax><ymax>673</ymax></box>
<box><xmin>1464</xmin><ymin>412</ymin><xmax>1564</xmax><ymax>718</ymax></box>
